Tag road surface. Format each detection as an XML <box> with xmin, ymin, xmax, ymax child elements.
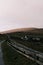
<box><xmin>0</xmin><ymin>41</ymin><xmax>5</xmax><ymax>65</ymax></box>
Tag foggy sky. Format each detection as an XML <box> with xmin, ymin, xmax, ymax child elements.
<box><xmin>0</xmin><ymin>0</ymin><xmax>43</xmax><ymax>31</ymax></box>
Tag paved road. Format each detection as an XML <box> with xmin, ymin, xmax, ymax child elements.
<box><xmin>0</xmin><ymin>41</ymin><xmax>5</xmax><ymax>65</ymax></box>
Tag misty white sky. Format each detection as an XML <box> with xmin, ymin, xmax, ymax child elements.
<box><xmin>0</xmin><ymin>0</ymin><xmax>43</xmax><ymax>31</ymax></box>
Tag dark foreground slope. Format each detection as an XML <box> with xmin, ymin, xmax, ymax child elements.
<box><xmin>1</xmin><ymin>41</ymin><xmax>37</xmax><ymax>65</ymax></box>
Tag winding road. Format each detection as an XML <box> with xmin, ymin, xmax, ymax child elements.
<box><xmin>0</xmin><ymin>40</ymin><xmax>5</xmax><ymax>65</ymax></box>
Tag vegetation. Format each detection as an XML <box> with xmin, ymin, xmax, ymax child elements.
<box><xmin>9</xmin><ymin>32</ymin><xmax>43</xmax><ymax>53</ymax></box>
<box><xmin>0</xmin><ymin>28</ymin><xmax>43</xmax><ymax>65</ymax></box>
<box><xmin>12</xmin><ymin>38</ymin><xmax>43</xmax><ymax>52</ymax></box>
<box><xmin>1</xmin><ymin>41</ymin><xmax>37</xmax><ymax>65</ymax></box>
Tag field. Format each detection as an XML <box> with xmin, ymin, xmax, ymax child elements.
<box><xmin>1</xmin><ymin>41</ymin><xmax>37</xmax><ymax>65</ymax></box>
<box><xmin>0</xmin><ymin>28</ymin><xmax>43</xmax><ymax>65</ymax></box>
<box><xmin>9</xmin><ymin>32</ymin><xmax>43</xmax><ymax>53</ymax></box>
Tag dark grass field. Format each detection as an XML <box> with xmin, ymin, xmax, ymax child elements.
<box><xmin>12</xmin><ymin>38</ymin><xmax>43</xmax><ymax>53</ymax></box>
<box><xmin>0</xmin><ymin>29</ymin><xmax>43</xmax><ymax>65</ymax></box>
<box><xmin>9</xmin><ymin>32</ymin><xmax>43</xmax><ymax>53</ymax></box>
<box><xmin>1</xmin><ymin>41</ymin><xmax>37</xmax><ymax>65</ymax></box>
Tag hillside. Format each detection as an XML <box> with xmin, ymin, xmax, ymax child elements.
<box><xmin>0</xmin><ymin>28</ymin><xmax>43</xmax><ymax>34</ymax></box>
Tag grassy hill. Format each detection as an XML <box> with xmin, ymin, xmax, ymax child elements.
<box><xmin>0</xmin><ymin>28</ymin><xmax>43</xmax><ymax>34</ymax></box>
